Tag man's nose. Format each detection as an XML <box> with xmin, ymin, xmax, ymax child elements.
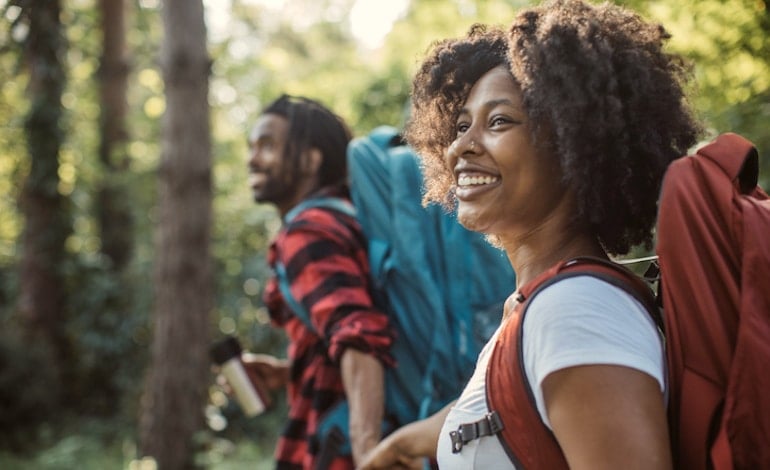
<box><xmin>248</xmin><ymin>148</ymin><xmax>261</xmax><ymax>169</ymax></box>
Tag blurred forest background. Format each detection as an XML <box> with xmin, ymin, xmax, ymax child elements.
<box><xmin>0</xmin><ymin>0</ymin><xmax>767</xmax><ymax>468</ymax></box>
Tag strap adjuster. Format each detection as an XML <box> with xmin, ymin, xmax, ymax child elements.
<box><xmin>449</xmin><ymin>411</ymin><xmax>504</xmax><ymax>453</ymax></box>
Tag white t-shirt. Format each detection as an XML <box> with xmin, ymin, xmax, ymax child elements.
<box><xmin>436</xmin><ymin>275</ymin><xmax>665</xmax><ymax>469</ymax></box>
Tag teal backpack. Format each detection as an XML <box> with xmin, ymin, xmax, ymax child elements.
<box><xmin>276</xmin><ymin>126</ymin><xmax>516</xmax><ymax>458</ymax></box>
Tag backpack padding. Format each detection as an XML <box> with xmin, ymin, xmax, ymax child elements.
<box><xmin>485</xmin><ymin>257</ymin><xmax>659</xmax><ymax>469</ymax></box>
<box><xmin>657</xmin><ymin>133</ymin><xmax>770</xmax><ymax>469</ymax></box>
<box><xmin>348</xmin><ymin>127</ymin><xmax>448</xmax><ymax>425</ymax></box>
<box><xmin>347</xmin><ymin>126</ymin><xmax>516</xmax><ymax>423</ymax></box>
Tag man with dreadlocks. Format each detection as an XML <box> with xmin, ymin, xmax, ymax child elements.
<box><xmin>237</xmin><ymin>94</ymin><xmax>394</xmax><ymax>470</ymax></box>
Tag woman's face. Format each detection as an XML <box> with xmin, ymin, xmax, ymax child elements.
<box><xmin>446</xmin><ymin>66</ymin><xmax>566</xmax><ymax>238</ymax></box>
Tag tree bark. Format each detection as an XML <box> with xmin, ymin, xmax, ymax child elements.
<box><xmin>97</xmin><ymin>0</ymin><xmax>133</xmax><ymax>271</ymax></box>
<box><xmin>138</xmin><ymin>0</ymin><xmax>213</xmax><ymax>468</ymax></box>
<box><xmin>18</xmin><ymin>0</ymin><xmax>71</xmax><ymax>384</ymax></box>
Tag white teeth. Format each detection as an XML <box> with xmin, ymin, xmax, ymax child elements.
<box><xmin>458</xmin><ymin>175</ymin><xmax>499</xmax><ymax>186</ymax></box>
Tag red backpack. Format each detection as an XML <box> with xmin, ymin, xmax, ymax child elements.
<box><xmin>658</xmin><ymin>133</ymin><xmax>770</xmax><ymax>469</ymax></box>
<box><xmin>485</xmin><ymin>133</ymin><xmax>770</xmax><ymax>469</ymax></box>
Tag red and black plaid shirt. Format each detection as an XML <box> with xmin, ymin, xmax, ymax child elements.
<box><xmin>264</xmin><ymin>187</ymin><xmax>395</xmax><ymax>470</ymax></box>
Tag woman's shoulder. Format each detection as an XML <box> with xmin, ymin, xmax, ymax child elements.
<box><xmin>523</xmin><ymin>274</ymin><xmax>662</xmax><ymax>357</ymax></box>
<box><xmin>529</xmin><ymin>274</ymin><xmax>649</xmax><ymax>319</ymax></box>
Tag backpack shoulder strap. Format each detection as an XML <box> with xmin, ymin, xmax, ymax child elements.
<box><xmin>554</xmin><ymin>257</ymin><xmax>661</xmax><ymax>328</ymax></box>
<box><xmin>483</xmin><ymin>257</ymin><xmax>660</xmax><ymax>468</ymax></box>
<box><xmin>283</xmin><ymin>197</ymin><xmax>356</xmax><ymax>224</ymax></box>
<box><xmin>512</xmin><ymin>257</ymin><xmax>660</xmax><ymax>328</ymax></box>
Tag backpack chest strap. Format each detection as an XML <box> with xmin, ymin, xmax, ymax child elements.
<box><xmin>449</xmin><ymin>411</ymin><xmax>505</xmax><ymax>453</ymax></box>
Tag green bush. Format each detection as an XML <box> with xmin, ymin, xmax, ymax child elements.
<box><xmin>63</xmin><ymin>254</ymin><xmax>150</xmax><ymax>418</ymax></box>
<box><xmin>0</xmin><ymin>328</ymin><xmax>61</xmax><ymax>452</ymax></box>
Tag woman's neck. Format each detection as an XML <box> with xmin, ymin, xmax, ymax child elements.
<box><xmin>498</xmin><ymin>212</ymin><xmax>607</xmax><ymax>290</ymax></box>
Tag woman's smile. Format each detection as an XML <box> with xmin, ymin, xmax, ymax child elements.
<box><xmin>454</xmin><ymin>170</ymin><xmax>502</xmax><ymax>200</ymax></box>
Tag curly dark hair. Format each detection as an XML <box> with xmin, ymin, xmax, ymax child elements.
<box><xmin>406</xmin><ymin>0</ymin><xmax>702</xmax><ymax>255</ymax></box>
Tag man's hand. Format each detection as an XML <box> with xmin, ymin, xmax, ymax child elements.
<box><xmin>240</xmin><ymin>353</ymin><xmax>290</xmax><ymax>390</ymax></box>
<box><xmin>216</xmin><ymin>353</ymin><xmax>289</xmax><ymax>411</ymax></box>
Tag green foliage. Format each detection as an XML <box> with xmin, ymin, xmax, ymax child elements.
<box><xmin>0</xmin><ymin>417</ymin><xmax>150</xmax><ymax>470</ymax></box>
<box><xmin>0</xmin><ymin>421</ymin><xmax>277</xmax><ymax>470</ymax></box>
<box><xmin>350</xmin><ymin>63</ymin><xmax>412</xmax><ymax>132</ymax></box>
<box><xmin>62</xmin><ymin>253</ymin><xmax>151</xmax><ymax>417</ymax></box>
<box><xmin>623</xmin><ymin>0</ymin><xmax>770</xmax><ymax>185</ymax></box>
<box><xmin>347</xmin><ymin>0</ymin><xmax>529</xmax><ymax>132</ymax></box>
<box><xmin>204</xmin><ymin>389</ymin><xmax>287</xmax><ymax>462</ymax></box>
<box><xmin>0</xmin><ymin>328</ymin><xmax>60</xmax><ymax>452</ymax></box>
<box><xmin>0</xmin><ymin>65</ymin><xmax>26</xmax><ymax>265</ymax></box>
<box><xmin>0</xmin><ymin>435</ymin><xmax>126</xmax><ymax>470</ymax></box>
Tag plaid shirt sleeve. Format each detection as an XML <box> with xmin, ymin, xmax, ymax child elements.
<box><xmin>262</xmin><ymin>197</ymin><xmax>395</xmax><ymax>469</ymax></box>
<box><xmin>267</xmin><ymin>205</ymin><xmax>395</xmax><ymax>366</ymax></box>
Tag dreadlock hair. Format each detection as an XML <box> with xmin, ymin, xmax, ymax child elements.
<box><xmin>406</xmin><ymin>0</ymin><xmax>702</xmax><ymax>255</ymax></box>
<box><xmin>261</xmin><ymin>94</ymin><xmax>352</xmax><ymax>189</ymax></box>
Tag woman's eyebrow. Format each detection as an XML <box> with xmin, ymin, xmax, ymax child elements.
<box><xmin>459</xmin><ymin>98</ymin><xmax>520</xmax><ymax>115</ymax></box>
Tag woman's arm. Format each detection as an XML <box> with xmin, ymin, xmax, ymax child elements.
<box><xmin>357</xmin><ymin>400</ymin><xmax>454</xmax><ymax>469</ymax></box>
<box><xmin>543</xmin><ymin>364</ymin><xmax>671</xmax><ymax>470</ymax></box>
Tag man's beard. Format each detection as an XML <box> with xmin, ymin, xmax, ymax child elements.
<box><xmin>252</xmin><ymin>174</ymin><xmax>298</xmax><ymax>207</ymax></box>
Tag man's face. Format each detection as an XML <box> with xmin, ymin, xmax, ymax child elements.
<box><xmin>247</xmin><ymin>113</ymin><xmax>298</xmax><ymax>207</ymax></box>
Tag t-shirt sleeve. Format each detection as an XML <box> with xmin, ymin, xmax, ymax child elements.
<box><xmin>522</xmin><ymin>275</ymin><xmax>665</xmax><ymax>429</ymax></box>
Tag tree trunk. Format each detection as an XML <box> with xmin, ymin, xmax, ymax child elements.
<box><xmin>18</xmin><ymin>0</ymin><xmax>71</xmax><ymax>386</ymax></box>
<box><xmin>138</xmin><ymin>0</ymin><xmax>212</xmax><ymax>468</ymax></box>
<box><xmin>97</xmin><ymin>0</ymin><xmax>133</xmax><ymax>271</ymax></box>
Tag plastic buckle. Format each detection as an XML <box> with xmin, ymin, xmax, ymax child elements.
<box><xmin>487</xmin><ymin>411</ymin><xmax>504</xmax><ymax>434</ymax></box>
<box><xmin>450</xmin><ymin>412</ymin><xmax>505</xmax><ymax>454</ymax></box>
<box><xmin>449</xmin><ymin>430</ymin><xmax>463</xmax><ymax>453</ymax></box>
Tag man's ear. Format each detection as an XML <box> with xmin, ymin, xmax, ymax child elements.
<box><xmin>301</xmin><ymin>148</ymin><xmax>323</xmax><ymax>176</ymax></box>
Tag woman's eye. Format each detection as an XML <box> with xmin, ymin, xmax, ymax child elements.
<box><xmin>456</xmin><ymin>123</ymin><xmax>470</xmax><ymax>134</ymax></box>
<box><xmin>491</xmin><ymin>116</ymin><xmax>509</xmax><ymax>127</ymax></box>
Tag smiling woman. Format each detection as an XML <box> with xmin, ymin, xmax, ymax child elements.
<box><xmin>358</xmin><ymin>1</ymin><xmax>702</xmax><ymax>468</ymax></box>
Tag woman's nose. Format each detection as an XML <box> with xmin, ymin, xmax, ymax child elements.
<box><xmin>448</xmin><ymin>132</ymin><xmax>479</xmax><ymax>160</ymax></box>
